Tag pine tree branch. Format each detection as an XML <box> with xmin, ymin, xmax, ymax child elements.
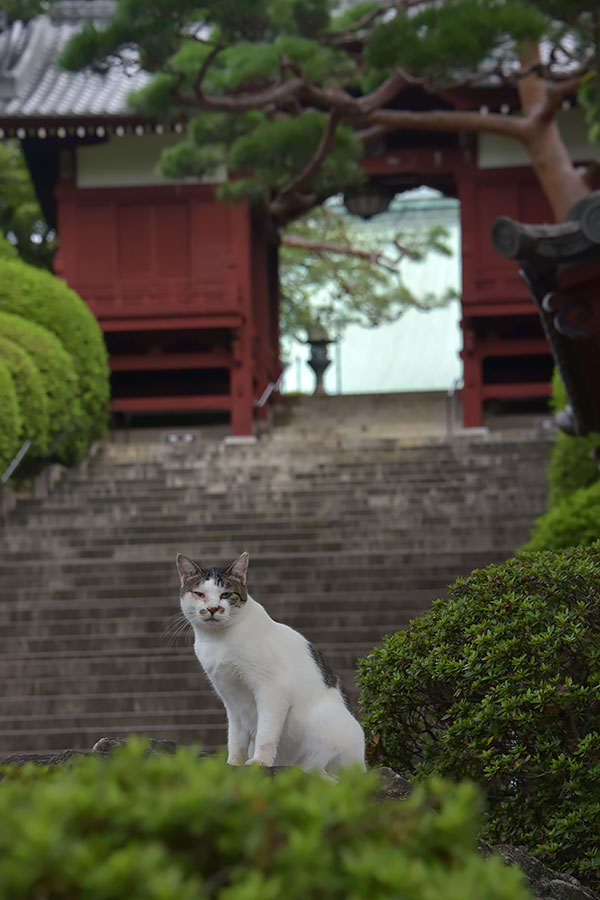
<box><xmin>361</xmin><ymin>106</ymin><xmax>530</xmax><ymax>141</ymax></box>
<box><xmin>278</xmin><ymin>112</ymin><xmax>340</xmax><ymax>198</ymax></box>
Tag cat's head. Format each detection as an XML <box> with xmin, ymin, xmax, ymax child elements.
<box><xmin>176</xmin><ymin>552</ymin><xmax>249</xmax><ymax>631</ymax></box>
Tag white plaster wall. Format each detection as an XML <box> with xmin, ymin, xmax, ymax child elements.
<box><xmin>76</xmin><ymin>132</ymin><xmax>225</xmax><ymax>187</ymax></box>
<box><xmin>478</xmin><ymin>108</ymin><xmax>597</xmax><ymax>169</ymax></box>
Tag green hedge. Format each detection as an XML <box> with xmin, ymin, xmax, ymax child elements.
<box><xmin>522</xmin><ymin>480</ymin><xmax>600</xmax><ymax>552</ymax></box>
<box><xmin>0</xmin><ymin>358</ymin><xmax>21</xmax><ymax>475</ymax></box>
<box><xmin>0</xmin><ymin>334</ymin><xmax>49</xmax><ymax>457</ymax></box>
<box><xmin>546</xmin><ymin>431</ymin><xmax>600</xmax><ymax>509</ymax></box>
<box><xmin>0</xmin><ymin>311</ymin><xmax>86</xmax><ymax>464</ymax></box>
<box><xmin>0</xmin><ymin>742</ymin><xmax>531</xmax><ymax>900</ymax></box>
<box><xmin>359</xmin><ymin>545</ymin><xmax>600</xmax><ymax>891</ymax></box>
<box><xmin>547</xmin><ymin>369</ymin><xmax>600</xmax><ymax>508</ymax></box>
<box><xmin>0</xmin><ymin>233</ymin><xmax>17</xmax><ymax>261</ymax></box>
<box><xmin>0</xmin><ymin>258</ymin><xmax>110</xmax><ymax>443</ymax></box>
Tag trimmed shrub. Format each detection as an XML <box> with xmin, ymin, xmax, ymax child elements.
<box><xmin>0</xmin><ymin>358</ymin><xmax>21</xmax><ymax>475</ymax></box>
<box><xmin>0</xmin><ymin>233</ymin><xmax>18</xmax><ymax>261</ymax></box>
<box><xmin>547</xmin><ymin>369</ymin><xmax>600</xmax><ymax>508</ymax></box>
<box><xmin>358</xmin><ymin>545</ymin><xmax>600</xmax><ymax>890</ymax></box>
<box><xmin>0</xmin><ymin>311</ymin><xmax>85</xmax><ymax>463</ymax></box>
<box><xmin>522</xmin><ymin>479</ymin><xmax>600</xmax><ymax>552</ymax></box>
<box><xmin>0</xmin><ymin>335</ymin><xmax>49</xmax><ymax>457</ymax></box>
<box><xmin>0</xmin><ymin>742</ymin><xmax>531</xmax><ymax>900</ymax></box>
<box><xmin>0</xmin><ymin>258</ymin><xmax>110</xmax><ymax>442</ymax></box>
<box><xmin>546</xmin><ymin>431</ymin><xmax>600</xmax><ymax>509</ymax></box>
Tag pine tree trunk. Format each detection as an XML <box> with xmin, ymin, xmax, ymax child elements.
<box><xmin>517</xmin><ymin>46</ymin><xmax>590</xmax><ymax>221</ymax></box>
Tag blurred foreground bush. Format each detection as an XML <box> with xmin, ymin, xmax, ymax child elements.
<box><xmin>359</xmin><ymin>545</ymin><xmax>600</xmax><ymax>890</ymax></box>
<box><xmin>0</xmin><ymin>741</ymin><xmax>531</xmax><ymax>900</ymax></box>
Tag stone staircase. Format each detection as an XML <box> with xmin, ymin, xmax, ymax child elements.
<box><xmin>0</xmin><ymin>426</ymin><xmax>553</xmax><ymax>759</ymax></box>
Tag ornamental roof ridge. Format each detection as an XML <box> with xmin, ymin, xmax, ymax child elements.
<box><xmin>50</xmin><ymin>1</ymin><xmax>116</xmax><ymax>24</ymax></box>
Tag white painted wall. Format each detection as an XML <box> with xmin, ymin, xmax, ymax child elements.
<box><xmin>76</xmin><ymin>132</ymin><xmax>225</xmax><ymax>187</ymax></box>
<box><xmin>478</xmin><ymin>108</ymin><xmax>597</xmax><ymax>169</ymax></box>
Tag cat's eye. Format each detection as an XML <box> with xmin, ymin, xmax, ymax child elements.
<box><xmin>192</xmin><ymin>591</ymin><xmax>205</xmax><ymax>599</ymax></box>
<box><xmin>220</xmin><ymin>592</ymin><xmax>232</xmax><ymax>599</ymax></box>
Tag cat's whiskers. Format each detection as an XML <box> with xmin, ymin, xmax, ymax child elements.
<box><xmin>163</xmin><ymin>613</ymin><xmax>193</xmax><ymax>646</ymax></box>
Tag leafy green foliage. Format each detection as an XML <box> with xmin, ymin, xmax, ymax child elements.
<box><xmin>522</xmin><ymin>480</ymin><xmax>600</xmax><ymax>551</ymax></box>
<box><xmin>0</xmin><ymin>142</ymin><xmax>56</xmax><ymax>270</ymax></box>
<box><xmin>0</xmin><ymin>258</ymin><xmax>110</xmax><ymax>445</ymax></box>
<box><xmin>365</xmin><ymin>0</ymin><xmax>547</xmax><ymax>88</ymax></box>
<box><xmin>0</xmin><ymin>0</ymin><xmax>50</xmax><ymax>24</ymax></box>
<box><xmin>0</xmin><ymin>312</ymin><xmax>86</xmax><ymax>465</ymax></box>
<box><xmin>544</xmin><ymin>370</ymin><xmax>600</xmax><ymax>509</ymax></box>
<box><xmin>224</xmin><ymin>113</ymin><xmax>363</xmax><ymax>198</ymax></box>
<box><xmin>280</xmin><ymin>203</ymin><xmax>455</xmax><ymax>343</ymax></box>
<box><xmin>59</xmin><ymin>0</ymin><xmax>600</xmax><ymax>221</ymax></box>
<box><xmin>358</xmin><ymin>545</ymin><xmax>600</xmax><ymax>890</ymax></box>
<box><xmin>0</xmin><ymin>335</ymin><xmax>49</xmax><ymax>457</ymax></box>
<box><xmin>546</xmin><ymin>431</ymin><xmax>600</xmax><ymax>509</ymax></box>
<box><xmin>0</xmin><ymin>358</ymin><xmax>21</xmax><ymax>475</ymax></box>
<box><xmin>0</xmin><ymin>232</ymin><xmax>18</xmax><ymax>261</ymax></box>
<box><xmin>0</xmin><ymin>741</ymin><xmax>532</xmax><ymax>900</ymax></box>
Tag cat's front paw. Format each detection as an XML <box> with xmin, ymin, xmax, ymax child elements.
<box><xmin>227</xmin><ymin>756</ymin><xmax>245</xmax><ymax>766</ymax></box>
<box><xmin>244</xmin><ymin>757</ymin><xmax>269</xmax><ymax>767</ymax></box>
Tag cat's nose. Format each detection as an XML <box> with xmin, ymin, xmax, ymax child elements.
<box><xmin>207</xmin><ymin>607</ymin><xmax>219</xmax><ymax>616</ymax></box>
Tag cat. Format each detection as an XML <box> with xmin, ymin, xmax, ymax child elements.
<box><xmin>176</xmin><ymin>551</ymin><xmax>366</xmax><ymax>778</ymax></box>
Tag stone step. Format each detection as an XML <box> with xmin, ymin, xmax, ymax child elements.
<box><xmin>0</xmin><ymin>547</ymin><xmax>512</xmax><ymax>571</ymax></box>
<box><xmin>0</xmin><ymin>666</ymin><xmax>360</xmax><ymax>700</ymax></box>
<box><xmin>0</xmin><ymin>619</ymin><xmax>407</xmax><ymax>654</ymax></box>
<box><xmin>0</xmin><ymin>722</ymin><xmax>227</xmax><ymax>756</ymax></box>
<box><xmin>0</xmin><ymin>607</ymin><xmax>415</xmax><ymax>635</ymax></box>
<box><xmin>0</xmin><ymin>425</ymin><xmax>551</xmax><ymax>757</ymax></box>
<box><xmin>7</xmin><ymin>487</ymin><xmax>546</xmax><ymax>516</ymax></box>
<box><xmin>0</xmin><ymin>589</ymin><xmax>434</xmax><ymax>616</ymax></box>
<box><xmin>0</xmin><ymin>644</ymin><xmax>374</xmax><ymax>676</ymax></box>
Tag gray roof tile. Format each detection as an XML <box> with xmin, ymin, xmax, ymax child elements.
<box><xmin>0</xmin><ymin>1</ymin><xmax>150</xmax><ymax>122</ymax></box>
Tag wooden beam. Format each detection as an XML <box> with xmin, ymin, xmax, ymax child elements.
<box><xmin>110</xmin><ymin>395</ymin><xmax>232</xmax><ymax>412</ymax></box>
<box><xmin>109</xmin><ymin>352</ymin><xmax>231</xmax><ymax>372</ymax></box>
<box><xmin>481</xmin><ymin>382</ymin><xmax>551</xmax><ymax>399</ymax></box>
<box><xmin>100</xmin><ymin>315</ymin><xmax>242</xmax><ymax>333</ymax></box>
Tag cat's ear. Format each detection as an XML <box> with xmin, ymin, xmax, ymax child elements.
<box><xmin>226</xmin><ymin>551</ymin><xmax>249</xmax><ymax>585</ymax></box>
<box><xmin>176</xmin><ymin>554</ymin><xmax>203</xmax><ymax>585</ymax></box>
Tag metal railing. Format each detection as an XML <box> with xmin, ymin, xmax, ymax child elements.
<box><xmin>0</xmin><ymin>439</ymin><xmax>32</xmax><ymax>486</ymax></box>
<box><xmin>0</xmin><ymin>420</ymin><xmax>91</xmax><ymax>526</ymax></box>
<box><xmin>446</xmin><ymin>376</ymin><xmax>463</xmax><ymax>437</ymax></box>
<box><xmin>255</xmin><ymin>367</ymin><xmax>287</xmax><ymax>409</ymax></box>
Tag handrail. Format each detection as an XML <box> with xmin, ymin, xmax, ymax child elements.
<box><xmin>255</xmin><ymin>367</ymin><xmax>287</xmax><ymax>409</ymax></box>
<box><xmin>0</xmin><ymin>417</ymin><xmax>95</xmax><ymax>526</ymax></box>
<box><xmin>0</xmin><ymin>440</ymin><xmax>32</xmax><ymax>485</ymax></box>
<box><xmin>446</xmin><ymin>376</ymin><xmax>463</xmax><ymax>437</ymax></box>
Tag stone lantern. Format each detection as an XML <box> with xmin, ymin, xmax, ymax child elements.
<box><xmin>306</xmin><ymin>320</ymin><xmax>334</xmax><ymax>395</ymax></box>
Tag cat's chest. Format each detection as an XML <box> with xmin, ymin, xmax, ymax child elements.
<box><xmin>194</xmin><ymin>637</ymin><xmax>251</xmax><ymax>686</ymax></box>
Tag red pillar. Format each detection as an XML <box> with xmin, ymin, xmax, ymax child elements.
<box><xmin>230</xmin><ymin>206</ymin><xmax>255</xmax><ymax>436</ymax></box>
<box><xmin>460</xmin><ymin>325</ymin><xmax>483</xmax><ymax>427</ymax></box>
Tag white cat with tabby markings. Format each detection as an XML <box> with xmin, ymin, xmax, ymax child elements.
<box><xmin>176</xmin><ymin>551</ymin><xmax>366</xmax><ymax>778</ymax></box>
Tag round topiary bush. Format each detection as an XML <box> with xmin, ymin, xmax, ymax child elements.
<box><xmin>0</xmin><ymin>357</ymin><xmax>21</xmax><ymax>475</ymax></box>
<box><xmin>358</xmin><ymin>544</ymin><xmax>600</xmax><ymax>891</ymax></box>
<box><xmin>522</xmin><ymin>479</ymin><xmax>600</xmax><ymax>552</ymax></box>
<box><xmin>0</xmin><ymin>311</ymin><xmax>86</xmax><ymax>464</ymax></box>
<box><xmin>0</xmin><ymin>741</ymin><xmax>531</xmax><ymax>900</ymax></box>
<box><xmin>0</xmin><ymin>334</ymin><xmax>49</xmax><ymax>458</ymax></box>
<box><xmin>0</xmin><ymin>257</ymin><xmax>110</xmax><ymax>443</ymax></box>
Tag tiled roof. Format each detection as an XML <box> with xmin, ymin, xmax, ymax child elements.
<box><xmin>0</xmin><ymin>1</ymin><xmax>150</xmax><ymax>123</ymax></box>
